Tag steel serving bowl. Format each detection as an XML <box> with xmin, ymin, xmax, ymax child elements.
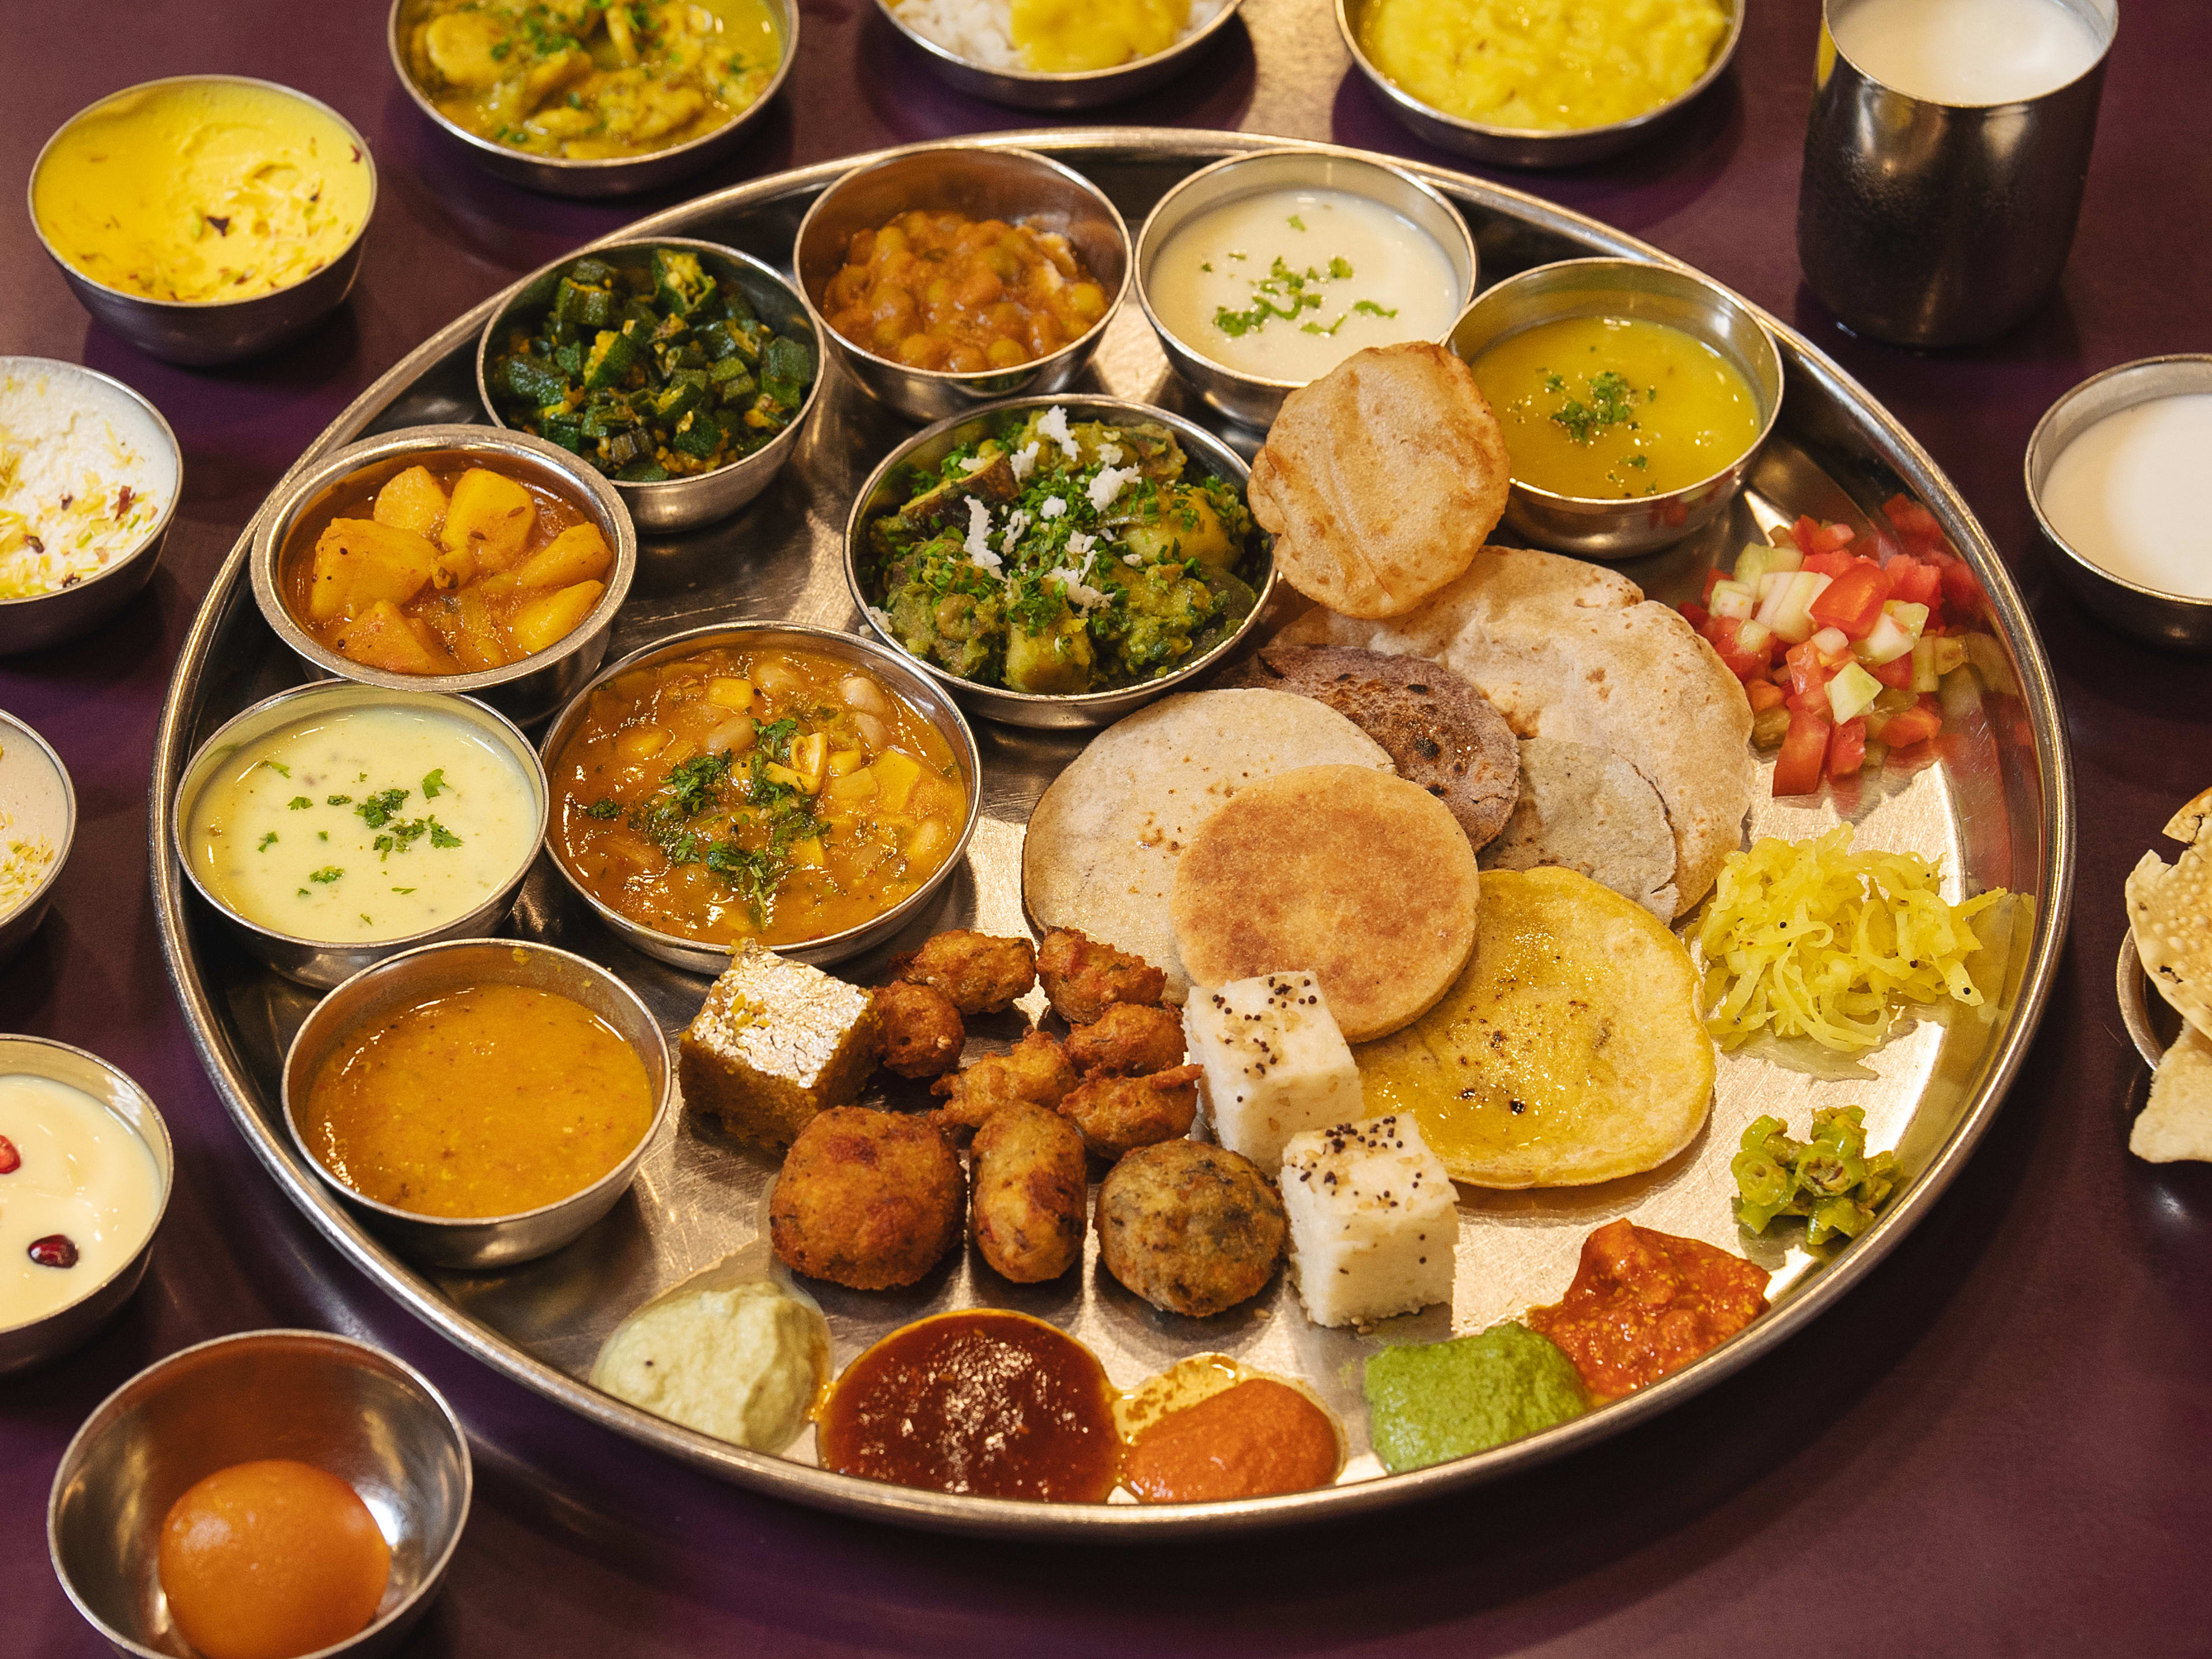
<box><xmin>282</xmin><ymin>938</ymin><xmax>672</xmax><ymax>1270</ymax></box>
<box><xmin>793</xmin><ymin>146</ymin><xmax>1132</xmax><ymax>425</ymax></box>
<box><xmin>1132</xmin><ymin>146</ymin><xmax>1480</xmax><ymax>429</ymax></box>
<box><xmin>539</xmin><ymin>621</ymin><xmax>983</xmax><ymax>974</ymax></box>
<box><xmin>0</xmin><ymin>360</ymin><xmax>181</xmax><ymax>655</ymax></box>
<box><xmin>1448</xmin><ymin>257</ymin><xmax>1783</xmax><ymax>560</ymax></box>
<box><xmin>0</xmin><ymin>710</ymin><xmax>75</xmax><ymax>969</ymax></box>
<box><xmin>173</xmin><ymin>681</ymin><xmax>550</xmax><ymax>991</ymax></box>
<box><xmin>0</xmin><ymin>1038</ymin><xmax>172</xmax><ymax>1377</ymax></box>
<box><xmin>846</xmin><ymin>393</ymin><xmax>1275</xmax><ymax>728</ymax></box>
<box><xmin>48</xmin><ymin>1328</ymin><xmax>471</xmax><ymax>1659</ymax></box>
<box><xmin>249</xmin><ymin>423</ymin><xmax>637</xmax><ymax>727</ymax></box>
<box><xmin>28</xmin><ymin>75</ymin><xmax>375</xmax><ymax>367</ymax></box>
<box><xmin>1336</xmin><ymin>0</ymin><xmax>1743</xmax><ymax>169</ymax></box>
<box><xmin>2118</xmin><ymin>927</ymin><xmax>2182</xmax><ymax>1070</ymax></box>
<box><xmin>2026</xmin><ymin>355</ymin><xmax>2212</xmax><ymax>654</ymax></box>
<box><xmin>475</xmin><ymin>237</ymin><xmax>824</xmax><ymax>534</ymax></box>
<box><xmin>871</xmin><ymin>0</ymin><xmax>1246</xmax><ymax>110</ymax></box>
<box><xmin>387</xmin><ymin>0</ymin><xmax>799</xmax><ymax>198</ymax></box>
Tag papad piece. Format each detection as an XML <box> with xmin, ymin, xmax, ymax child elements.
<box><xmin>1021</xmin><ymin>690</ymin><xmax>1391</xmax><ymax>1002</ymax></box>
<box><xmin>2132</xmin><ymin>1024</ymin><xmax>2212</xmax><ymax>1164</ymax></box>
<box><xmin>1480</xmin><ymin>737</ymin><xmax>1677</xmax><ymax>919</ymax></box>
<box><xmin>2127</xmin><ymin>786</ymin><xmax>2212</xmax><ymax>1043</ymax></box>
<box><xmin>1277</xmin><ymin>542</ymin><xmax>1755</xmax><ymax>917</ymax></box>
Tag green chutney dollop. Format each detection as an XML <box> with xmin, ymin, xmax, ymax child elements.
<box><xmin>1362</xmin><ymin>1321</ymin><xmax>1588</xmax><ymax>1472</ymax></box>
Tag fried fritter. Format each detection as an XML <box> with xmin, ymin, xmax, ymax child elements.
<box><xmin>1096</xmin><ymin>1139</ymin><xmax>1287</xmax><ymax>1318</ymax></box>
<box><xmin>892</xmin><ymin>930</ymin><xmax>1037</xmax><ymax>1016</ymax></box>
<box><xmin>769</xmin><ymin>1107</ymin><xmax>964</xmax><ymax>1290</ymax></box>
<box><xmin>930</xmin><ymin>1031</ymin><xmax>1078</xmax><ymax>1133</ymax></box>
<box><xmin>872</xmin><ymin>981</ymin><xmax>966</xmax><ymax>1080</ymax></box>
<box><xmin>1065</xmin><ymin>1002</ymin><xmax>1188</xmax><ymax>1078</ymax></box>
<box><xmin>971</xmin><ymin>1101</ymin><xmax>1089</xmax><ymax>1283</ymax></box>
<box><xmin>1058</xmin><ymin>1064</ymin><xmax>1202</xmax><ymax>1161</ymax></box>
<box><xmin>1038</xmin><ymin>928</ymin><xmax>1166</xmax><ymax>1025</ymax></box>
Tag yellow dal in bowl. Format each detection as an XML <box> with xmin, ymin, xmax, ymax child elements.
<box><xmin>303</xmin><ymin>983</ymin><xmax>653</xmax><ymax>1219</ymax></box>
<box><xmin>1357</xmin><ymin>0</ymin><xmax>1730</xmax><ymax>132</ymax></box>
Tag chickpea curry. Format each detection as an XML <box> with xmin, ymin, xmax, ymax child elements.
<box><xmin>551</xmin><ymin>645</ymin><xmax>966</xmax><ymax>947</ymax></box>
<box><xmin>282</xmin><ymin>461</ymin><xmax>614</xmax><ymax>677</ymax></box>
<box><xmin>403</xmin><ymin>0</ymin><xmax>782</xmax><ymax>160</ymax></box>
<box><xmin>821</xmin><ymin>212</ymin><xmax>1111</xmax><ymax>374</ymax></box>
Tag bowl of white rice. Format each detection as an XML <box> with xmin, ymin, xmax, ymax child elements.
<box><xmin>0</xmin><ymin>359</ymin><xmax>180</xmax><ymax>656</ymax></box>
<box><xmin>876</xmin><ymin>0</ymin><xmax>1244</xmax><ymax>109</ymax></box>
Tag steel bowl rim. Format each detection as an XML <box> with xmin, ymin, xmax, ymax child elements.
<box><xmin>870</xmin><ymin>0</ymin><xmax>1248</xmax><ymax>94</ymax></box>
<box><xmin>45</xmin><ymin>1324</ymin><xmax>474</xmax><ymax>1659</ymax></box>
<box><xmin>1130</xmin><ymin>145</ymin><xmax>1480</xmax><ymax>396</ymax></box>
<box><xmin>472</xmin><ymin>234</ymin><xmax>826</xmax><ymax>509</ymax></box>
<box><xmin>1334</xmin><ymin>0</ymin><xmax>1743</xmax><ymax>155</ymax></box>
<box><xmin>0</xmin><ymin>1034</ymin><xmax>173</xmax><ymax>1338</ymax></box>
<box><xmin>248</xmin><ymin>422</ymin><xmax>638</xmax><ymax>697</ymax></box>
<box><xmin>842</xmin><ymin>392</ymin><xmax>1275</xmax><ymax>712</ymax></box>
<box><xmin>170</xmin><ymin>679</ymin><xmax>551</xmax><ymax>957</ymax></box>
<box><xmin>1449</xmin><ymin>254</ymin><xmax>1784</xmax><ymax>509</ymax></box>
<box><xmin>536</xmin><ymin>618</ymin><xmax>986</xmax><ymax>967</ymax></box>
<box><xmin>0</xmin><ymin>358</ymin><xmax>182</xmax><ymax>623</ymax></box>
<box><xmin>278</xmin><ymin>935</ymin><xmax>672</xmax><ymax>1232</ymax></box>
<box><xmin>2116</xmin><ymin>926</ymin><xmax>2175</xmax><ymax>1070</ymax></box>
<box><xmin>384</xmin><ymin>0</ymin><xmax>800</xmax><ymax>188</ymax></box>
<box><xmin>2024</xmin><ymin>353</ymin><xmax>2212</xmax><ymax>614</ymax></box>
<box><xmin>0</xmin><ymin>709</ymin><xmax>78</xmax><ymax>935</ymax></box>
<box><xmin>1821</xmin><ymin>0</ymin><xmax>2116</xmax><ymax>111</ymax></box>
<box><xmin>26</xmin><ymin>73</ymin><xmax>377</xmax><ymax>316</ymax></box>
<box><xmin>792</xmin><ymin>146</ymin><xmax>1134</xmax><ymax>391</ymax></box>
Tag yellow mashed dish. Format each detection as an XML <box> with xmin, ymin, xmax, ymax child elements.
<box><xmin>403</xmin><ymin>0</ymin><xmax>781</xmax><ymax>159</ymax></box>
<box><xmin>1357</xmin><ymin>0</ymin><xmax>1731</xmax><ymax>132</ymax></box>
<box><xmin>32</xmin><ymin>79</ymin><xmax>372</xmax><ymax>305</ymax></box>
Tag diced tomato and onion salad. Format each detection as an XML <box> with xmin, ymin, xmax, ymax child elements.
<box><xmin>1677</xmin><ymin>497</ymin><xmax>1987</xmax><ymax>798</ymax></box>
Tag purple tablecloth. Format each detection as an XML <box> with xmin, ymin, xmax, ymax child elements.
<box><xmin>5</xmin><ymin>2</ymin><xmax>2207</xmax><ymax>1653</ymax></box>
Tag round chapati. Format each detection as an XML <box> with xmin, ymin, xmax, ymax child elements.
<box><xmin>1022</xmin><ymin>690</ymin><xmax>1391</xmax><ymax>1002</ymax></box>
<box><xmin>1248</xmin><ymin>343</ymin><xmax>1510</xmax><ymax>620</ymax></box>
<box><xmin>1480</xmin><ymin>737</ymin><xmax>1678</xmax><ymax>919</ymax></box>
<box><xmin>1169</xmin><ymin>764</ymin><xmax>1481</xmax><ymax>1043</ymax></box>
<box><xmin>1276</xmin><ymin>542</ymin><xmax>1756</xmax><ymax>917</ymax></box>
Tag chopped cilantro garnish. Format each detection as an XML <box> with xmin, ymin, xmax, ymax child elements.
<box><xmin>392</xmin><ymin>887</ymin><xmax>416</xmax><ymax>895</ymax></box>
<box><xmin>355</xmin><ymin>788</ymin><xmax>409</xmax><ymax>829</ymax></box>
<box><xmin>429</xmin><ymin>820</ymin><xmax>463</xmax><ymax>849</ymax></box>
<box><xmin>287</xmin><ymin>796</ymin><xmax>312</xmax><ymax>810</ymax></box>
<box><xmin>422</xmin><ymin>768</ymin><xmax>447</xmax><ymax>799</ymax></box>
<box><xmin>309</xmin><ymin>866</ymin><xmax>343</xmax><ymax>884</ymax></box>
<box><xmin>327</xmin><ymin>794</ymin><xmax>351</xmax><ymax>806</ymax></box>
<box><xmin>1351</xmin><ymin>299</ymin><xmax>1397</xmax><ymax>317</ymax></box>
<box><xmin>259</xmin><ymin>759</ymin><xmax>290</xmax><ymax>778</ymax></box>
<box><xmin>1287</xmin><ymin>214</ymin><xmax>1306</xmax><ymax>231</ymax></box>
<box><xmin>584</xmin><ymin>799</ymin><xmax>623</xmax><ymax>821</ymax></box>
<box><xmin>257</xmin><ymin>831</ymin><xmax>278</xmax><ymax>851</ymax></box>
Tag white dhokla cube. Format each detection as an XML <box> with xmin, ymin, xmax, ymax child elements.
<box><xmin>1281</xmin><ymin>1113</ymin><xmax>1456</xmax><ymax>1329</ymax></box>
<box><xmin>1183</xmin><ymin>971</ymin><xmax>1362</xmax><ymax>1169</ymax></box>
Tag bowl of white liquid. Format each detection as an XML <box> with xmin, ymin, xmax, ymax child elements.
<box><xmin>2027</xmin><ymin>356</ymin><xmax>2212</xmax><ymax>654</ymax></box>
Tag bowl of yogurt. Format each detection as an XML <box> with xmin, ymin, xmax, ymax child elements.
<box><xmin>0</xmin><ymin>711</ymin><xmax>75</xmax><ymax>969</ymax></box>
<box><xmin>0</xmin><ymin>359</ymin><xmax>180</xmax><ymax>656</ymax></box>
<box><xmin>0</xmin><ymin>1037</ymin><xmax>173</xmax><ymax>1376</ymax></box>
<box><xmin>2027</xmin><ymin>355</ymin><xmax>2212</xmax><ymax>654</ymax></box>
<box><xmin>175</xmin><ymin>681</ymin><xmax>549</xmax><ymax>988</ymax></box>
<box><xmin>1133</xmin><ymin>149</ymin><xmax>1478</xmax><ymax>427</ymax></box>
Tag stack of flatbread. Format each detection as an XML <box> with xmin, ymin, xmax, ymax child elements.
<box><xmin>2127</xmin><ymin>788</ymin><xmax>2212</xmax><ymax>1162</ymax></box>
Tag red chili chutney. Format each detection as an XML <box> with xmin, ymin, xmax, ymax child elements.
<box><xmin>1526</xmin><ymin>1218</ymin><xmax>1771</xmax><ymax>1402</ymax></box>
<box><xmin>1123</xmin><ymin>1378</ymin><xmax>1340</xmax><ymax>1504</ymax></box>
<box><xmin>817</xmin><ymin>1310</ymin><xmax>1119</xmax><ymax>1503</ymax></box>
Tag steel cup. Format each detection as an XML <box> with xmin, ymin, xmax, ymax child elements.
<box><xmin>1796</xmin><ymin>0</ymin><xmax>2115</xmax><ymax>349</ymax></box>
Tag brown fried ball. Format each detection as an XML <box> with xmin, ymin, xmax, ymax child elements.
<box><xmin>892</xmin><ymin>930</ymin><xmax>1037</xmax><ymax>1016</ymax></box>
<box><xmin>872</xmin><ymin>981</ymin><xmax>966</xmax><ymax>1080</ymax></box>
<box><xmin>1096</xmin><ymin>1139</ymin><xmax>1287</xmax><ymax>1318</ymax></box>
<box><xmin>930</xmin><ymin>1031</ymin><xmax>1077</xmax><ymax>1133</ymax></box>
<box><xmin>769</xmin><ymin>1107</ymin><xmax>964</xmax><ymax>1290</ymax></box>
<box><xmin>1065</xmin><ymin>1003</ymin><xmax>1187</xmax><ymax>1078</ymax></box>
<box><xmin>1038</xmin><ymin>929</ymin><xmax>1166</xmax><ymax>1025</ymax></box>
<box><xmin>971</xmin><ymin>1101</ymin><xmax>1089</xmax><ymax>1284</ymax></box>
<box><xmin>1058</xmin><ymin>1064</ymin><xmax>1202</xmax><ymax>1161</ymax></box>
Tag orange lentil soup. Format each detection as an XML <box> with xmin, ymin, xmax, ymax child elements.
<box><xmin>550</xmin><ymin>645</ymin><xmax>965</xmax><ymax>949</ymax></box>
<box><xmin>302</xmin><ymin>983</ymin><xmax>654</xmax><ymax>1218</ymax></box>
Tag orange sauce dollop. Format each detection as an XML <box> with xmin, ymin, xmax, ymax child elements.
<box><xmin>157</xmin><ymin>1459</ymin><xmax>390</xmax><ymax>1659</ymax></box>
<box><xmin>1122</xmin><ymin>1377</ymin><xmax>1340</xmax><ymax>1503</ymax></box>
<box><xmin>1527</xmin><ymin>1217</ymin><xmax>1771</xmax><ymax>1401</ymax></box>
<box><xmin>817</xmin><ymin>1310</ymin><xmax>1120</xmax><ymax>1502</ymax></box>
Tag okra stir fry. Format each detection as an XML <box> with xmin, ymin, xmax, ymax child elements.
<box><xmin>489</xmin><ymin>248</ymin><xmax>815</xmax><ymax>483</ymax></box>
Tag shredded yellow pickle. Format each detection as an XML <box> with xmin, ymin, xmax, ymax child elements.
<box><xmin>1696</xmin><ymin>825</ymin><xmax>2008</xmax><ymax>1053</ymax></box>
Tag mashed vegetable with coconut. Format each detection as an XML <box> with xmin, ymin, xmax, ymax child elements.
<box><xmin>1696</xmin><ymin>825</ymin><xmax>2007</xmax><ymax>1053</ymax></box>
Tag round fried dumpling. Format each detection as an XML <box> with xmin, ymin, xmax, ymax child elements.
<box><xmin>1248</xmin><ymin>342</ymin><xmax>1509</xmax><ymax>619</ymax></box>
<box><xmin>1096</xmin><ymin>1139</ymin><xmax>1286</xmax><ymax>1318</ymax></box>
<box><xmin>1357</xmin><ymin>868</ymin><xmax>1714</xmax><ymax>1188</ymax></box>
<box><xmin>1169</xmin><ymin>764</ymin><xmax>1482</xmax><ymax>1043</ymax></box>
<box><xmin>770</xmin><ymin>1107</ymin><xmax>965</xmax><ymax>1289</ymax></box>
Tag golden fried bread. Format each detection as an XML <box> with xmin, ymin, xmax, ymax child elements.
<box><xmin>1248</xmin><ymin>342</ymin><xmax>1510</xmax><ymax>619</ymax></box>
<box><xmin>1169</xmin><ymin>765</ymin><xmax>1482</xmax><ymax>1043</ymax></box>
